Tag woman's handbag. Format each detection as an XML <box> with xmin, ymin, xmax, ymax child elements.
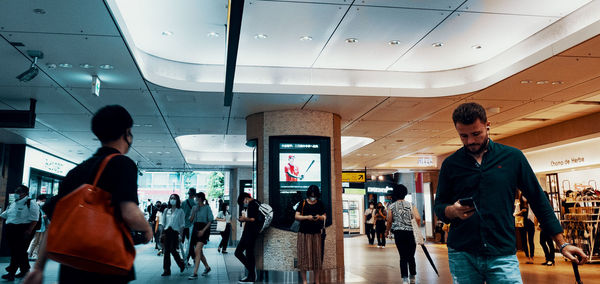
<box><xmin>46</xmin><ymin>154</ymin><xmax>136</xmax><ymax>275</ymax></box>
<box><xmin>216</xmin><ymin>221</ymin><xmax>227</xmax><ymax>232</ymax></box>
<box><xmin>290</xmin><ymin>201</ymin><xmax>306</xmax><ymax>233</ymax></box>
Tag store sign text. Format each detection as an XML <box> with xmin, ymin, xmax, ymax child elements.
<box><xmin>550</xmin><ymin>156</ymin><xmax>585</xmax><ymax>168</ymax></box>
<box><xmin>367</xmin><ymin>186</ymin><xmax>392</xmax><ymax>193</ymax></box>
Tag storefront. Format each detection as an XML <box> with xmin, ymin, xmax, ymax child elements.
<box><xmin>21</xmin><ymin>146</ymin><xmax>76</xmax><ymax>199</ymax></box>
<box><xmin>342</xmin><ymin>172</ymin><xmax>366</xmax><ymax>234</ymax></box>
<box><xmin>525</xmin><ymin>136</ymin><xmax>600</xmax><ymax>262</ymax></box>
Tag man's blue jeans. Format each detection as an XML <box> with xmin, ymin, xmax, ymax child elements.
<box><xmin>448</xmin><ymin>248</ymin><xmax>523</xmax><ymax>284</ymax></box>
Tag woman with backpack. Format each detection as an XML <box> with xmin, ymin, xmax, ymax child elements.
<box><xmin>295</xmin><ymin>185</ymin><xmax>326</xmax><ymax>284</ymax></box>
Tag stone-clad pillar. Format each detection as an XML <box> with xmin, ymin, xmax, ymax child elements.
<box><xmin>246</xmin><ymin>110</ymin><xmax>344</xmax><ymax>282</ymax></box>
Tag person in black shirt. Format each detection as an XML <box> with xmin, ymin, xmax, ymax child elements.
<box><xmin>24</xmin><ymin>105</ymin><xmax>153</xmax><ymax>284</ymax></box>
<box><xmin>235</xmin><ymin>192</ymin><xmax>260</xmax><ymax>283</ymax></box>
<box><xmin>295</xmin><ymin>185</ymin><xmax>326</xmax><ymax>284</ymax></box>
<box><xmin>434</xmin><ymin>102</ymin><xmax>587</xmax><ymax>283</ymax></box>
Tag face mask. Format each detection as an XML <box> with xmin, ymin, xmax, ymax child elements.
<box><xmin>309</xmin><ymin>197</ymin><xmax>316</xmax><ymax>202</ymax></box>
<box><xmin>38</xmin><ymin>201</ymin><xmax>45</xmax><ymax>206</ymax></box>
<box><xmin>243</xmin><ymin>203</ymin><xmax>248</xmax><ymax>208</ymax></box>
<box><xmin>369</xmin><ymin>205</ymin><xmax>374</xmax><ymax>209</ymax></box>
<box><xmin>169</xmin><ymin>199</ymin><xmax>176</xmax><ymax>206</ymax></box>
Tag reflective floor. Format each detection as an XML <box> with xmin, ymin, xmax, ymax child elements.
<box><xmin>4</xmin><ymin>234</ymin><xmax>598</xmax><ymax>283</ymax></box>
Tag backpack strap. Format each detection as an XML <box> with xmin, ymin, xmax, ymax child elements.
<box><xmin>92</xmin><ymin>154</ymin><xmax>120</xmax><ymax>187</ymax></box>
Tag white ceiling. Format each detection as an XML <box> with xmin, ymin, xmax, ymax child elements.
<box><xmin>1</xmin><ymin>0</ymin><xmax>600</xmax><ymax>172</ymax></box>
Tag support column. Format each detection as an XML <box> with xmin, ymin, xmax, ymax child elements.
<box><xmin>246</xmin><ymin>110</ymin><xmax>344</xmax><ymax>282</ymax></box>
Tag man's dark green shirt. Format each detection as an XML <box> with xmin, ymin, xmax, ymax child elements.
<box><xmin>434</xmin><ymin>140</ymin><xmax>562</xmax><ymax>256</ymax></box>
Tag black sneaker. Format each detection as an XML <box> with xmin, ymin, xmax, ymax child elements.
<box><xmin>1</xmin><ymin>273</ymin><xmax>14</xmax><ymax>281</ymax></box>
<box><xmin>201</xmin><ymin>267</ymin><xmax>211</xmax><ymax>276</ymax></box>
<box><xmin>188</xmin><ymin>274</ymin><xmax>198</xmax><ymax>280</ymax></box>
<box><xmin>238</xmin><ymin>276</ymin><xmax>255</xmax><ymax>283</ymax></box>
<box><xmin>161</xmin><ymin>271</ymin><xmax>171</xmax><ymax>276</ymax></box>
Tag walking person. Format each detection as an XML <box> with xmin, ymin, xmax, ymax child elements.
<box><xmin>235</xmin><ymin>192</ymin><xmax>260</xmax><ymax>283</ymax></box>
<box><xmin>385</xmin><ymin>184</ymin><xmax>420</xmax><ymax>283</ymax></box>
<box><xmin>161</xmin><ymin>194</ymin><xmax>186</xmax><ymax>276</ymax></box>
<box><xmin>516</xmin><ymin>192</ymin><xmax>535</xmax><ymax>264</ymax></box>
<box><xmin>364</xmin><ymin>201</ymin><xmax>376</xmax><ymax>245</ymax></box>
<box><xmin>181</xmin><ymin>188</ymin><xmax>196</xmax><ymax>264</ymax></box>
<box><xmin>24</xmin><ymin>105</ymin><xmax>152</xmax><ymax>284</ymax></box>
<box><xmin>375</xmin><ymin>202</ymin><xmax>387</xmax><ymax>248</ymax></box>
<box><xmin>539</xmin><ymin>192</ymin><xmax>555</xmax><ymax>266</ymax></box>
<box><xmin>0</xmin><ymin>185</ymin><xmax>40</xmax><ymax>281</ymax></box>
<box><xmin>28</xmin><ymin>195</ymin><xmax>48</xmax><ymax>260</ymax></box>
<box><xmin>155</xmin><ymin>204</ymin><xmax>166</xmax><ymax>256</ymax></box>
<box><xmin>434</xmin><ymin>102</ymin><xmax>587</xmax><ymax>284</ymax></box>
<box><xmin>188</xmin><ymin>192</ymin><xmax>213</xmax><ymax>280</ymax></box>
<box><xmin>216</xmin><ymin>203</ymin><xmax>232</xmax><ymax>254</ymax></box>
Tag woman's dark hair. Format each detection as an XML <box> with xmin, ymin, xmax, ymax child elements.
<box><xmin>196</xmin><ymin>192</ymin><xmax>208</xmax><ymax>205</ymax></box>
<box><xmin>452</xmin><ymin>102</ymin><xmax>487</xmax><ymax>125</ymax></box>
<box><xmin>237</xmin><ymin>192</ymin><xmax>251</xmax><ymax>207</ymax></box>
<box><xmin>391</xmin><ymin>184</ymin><xmax>408</xmax><ymax>202</ymax></box>
<box><xmin>306</xmin><ymin>185</ymin><xmax>321</xmax><ymax>198</ymax></box>
<box><xmin>91</xmin><ymin>105</ymin><xmax>133</xmax><ymax>143</ymax></box>
<box><xmin>15</xmin><ymin>185</ymin><xmax>29</xmax><ymax>195</ymax></box>
<box><xmin>168</xmin><ymin>194</ymin><xmax>181</xmax><ymax>209</ymax></box>
<box><xmin>220</xmin><ymin>202</ymin><xmax>229</xmax><ymax>213</ymax></box>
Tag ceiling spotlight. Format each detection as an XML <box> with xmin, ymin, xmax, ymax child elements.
<box><xmin>16</xmin><ymin>50</ymin><xmax>43</xmax><ymax>82</ymax></box>
<box><xmin>58</xmin><ymin>63</ymin><xmax>72</xmax><ymax>68</ymax></box>
<box><xmin>161</xmin><ymin>31</ymin><xmax>173</xmax><ymax>36</ymax></box>
<box><xmin>254</xmin><ymin>34</ymin><xmax>268</xmax><ymax>39</ymax></box>
<box><xmin>432</xmin><ymin>42</ymin><xmax>444</xmax><ymax>47</ymax></box>
<box><xmin>471</xmin><ymin>44</ymin><xmax>482</xmax><ymax>49</ymax></box>
<box><xmin>79</xmin><ymin>63</ymin><xmax>94</xmax><ymax>69</ymax></box>
<box><xmin>389</xmin><ymin>40</ymin><xmax>400</xmax><ymax>45</ymax></box>
<box><xmin>551</xmin><ymin>81</ymin><xmax>563</xmax><ymax>85</ymax></box>
<box><xmin>99</xmin><ymin>64</ymin><xmax>114</xmax><ymax>70</ymax></box>
<box><xmin>207</xmin><ymin>32</ymin><xmax>220</xmax><ymax>38</ymax></box>
<box><xmin>299</xmin><ymin>36</ymin><xmax>313</xmax><ymax>41</ymax></box>
<box><xmin>345</xmin><ymin>38</ymin><xmax>358</xmax><ymax>43</ymax></box>
<box><xmin>536</xmin><ymin>80</ymin><xmax>548</xmax><ymax>85</ymax></box>
<box><xmin>33</xmin><ymin>8</ymin><xmax>46</xmax><ymax>14</ymax></box>
<box><xmin>520</xmin><ymin>80</ymin><xmax>532</xmax><ymax>84</ymax></box>
<box><xmin>46</xmin><ymin>63</ymin><xmax>57</xmax><ymax>69</ymax></box>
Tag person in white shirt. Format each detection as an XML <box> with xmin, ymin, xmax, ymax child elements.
<box><xmin>0</xmin><ymin>185</ymin><xmax>39</xmax><ymax>281</ymax></box>
<box><xmin>364</xmin><ymin>201</ymin><xmax>376</xmax><ymax>245</ymax></box>
<box><xmin>216</xmin><ymin>203</ymin><xmax>232</xmax><ymax>253</ymax></box>
<box><xmin>160</xmin><ymin>194</ymin><xmax>186</xmax><ymax>276</ymax></box>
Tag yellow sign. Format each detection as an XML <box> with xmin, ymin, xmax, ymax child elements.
<box><xmin>342</xmin><ymin>172</ymin><xmax>365</xmax><ymax>183</ymax></box>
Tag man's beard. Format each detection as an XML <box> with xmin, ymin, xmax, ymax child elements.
<box><xmin>466</xmin><ymin>136</ymin><xmax>489</xmax><ymax>155</ymax></box>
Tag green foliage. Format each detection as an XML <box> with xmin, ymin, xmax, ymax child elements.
<box><xmin>207</xmin><ymin>171</ymin><xmax>224</xmax><ymax>200</ymax></box>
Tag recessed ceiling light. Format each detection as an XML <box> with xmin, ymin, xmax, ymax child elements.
<box><xmin>33</xmin><ymin>8</ymin><xmax>46</xmax><ymax>15</ymax></box>
<box><xmin>133</xmin><ymin>124</ymin><xmax>141</xmax><ymax>127</ymax></box>
<box><xmin>471</xmin><ymin>44</ymin><xmax>482</xmax><ymax>49</ymax></box>
<box><xmin>58</xmin><ymin>63</ymin><xmax>72</xmax><ymax>68</ymax></box>
<box><xmin>432</xmin><ymin>42</ymin><xmax>444</xmax><ymax>47</ymax></box>
<box><xmin>299</xmin><ymin>36</ymin><xmax>313</xmax><ymax>41</ymax></box>
<box><xmin>46</xmin><ymin>63</ymin><xmax>57</xmax><ymax>69</ymax></box>
<box><xmin>345</xmin><ymin>38</ymin><xmax>358</xmax><ymax>43</ymax></box>
<box><xmin>207</xmin><ymin>32</ymin><xmax>220</xmax><ymax>38</ymax></box>
<box><xmin>161</xmin><ymin>31</ymin><xmax>173</xmax><ymax>36</ymax></box>
<box><xmin>389</xmin><ymin>40</ymin><xmax>400</xmax><ymax>45</ymax></box>
<box><xmin>79</xmin><ymin>63</ymin><xmax>94</xmax><ymax>69</ymax></box>
<box><xmin>99</xmin><ymin>64</ymin><xmax>114</xmax><ymax>70</ymax></box>
<box><xmin>551</xmin><ymin>81</ymin><xmax>563</xmax><ymax>85</ymax></box>
<box><xmin>520</xmin><ymin>80</ymin><xmax>532</xmax><ymax>84</ymax></box>
<box><xmin>536</xmin><ymin>80</ymin><xmax>549</xmax><ymax>85</ymax></box>
<box><xmin>254</xmin><ymin>34</ymin><xmax>268</xmax><ymax>40</ymax></box>
<box><xmin>144</xmin><ymin>124</ymin><xmax>153</xmax><ymax>127</ymax></box>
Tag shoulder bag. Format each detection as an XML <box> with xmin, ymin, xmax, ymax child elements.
<box><xmin>290</xmin><ymin>200</ymin><xmax>305</xmax><ymax>233</ymax></box>
<box><xmin>46</xmin><ymin>154</ymin><xmax>136</xmax><ymax>275</ymax></box>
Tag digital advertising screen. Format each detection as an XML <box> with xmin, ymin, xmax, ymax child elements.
<box><xmin>269</xmin><ymin>136</ymin><xmax>331</xmax><ymax>231</ymax></box>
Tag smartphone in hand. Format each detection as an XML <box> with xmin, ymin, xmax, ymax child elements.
<box><xmin>458</xmin><ymin>197</ymin><xmax>475</xmax><ymax>213</ymax></box>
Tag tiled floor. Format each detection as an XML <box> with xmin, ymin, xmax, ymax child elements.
<box><xmin>3</xmin><ymin>234</ymin><xmax>598</xmax><ymax>283</ymax></box>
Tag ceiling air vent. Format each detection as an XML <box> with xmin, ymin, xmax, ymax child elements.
<box><xmin>519</xmin><ymin>118</ymin><xmax>549</xmax><ymax>122</ymax></box>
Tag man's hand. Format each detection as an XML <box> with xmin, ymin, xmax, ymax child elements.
<box><xmin>445</xmin><ymin>201</ymin><xmax>475</xmax><ymax>220</ymax></box>
<box><xmin>22</xmin><ymin>269</ymin><xmax>43</xmax><ymax>284</ymax></box>
<box><xmin>562</xmin><ymin>245</ymin><xmax>588</xmax><ymax>265</ymax></box>
<box><xmin>143</xmin><ymin>228</ymin><xmax>153</xmax><ymax>244</ymax></box>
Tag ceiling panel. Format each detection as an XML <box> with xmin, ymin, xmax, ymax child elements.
<box><xmin>0</xmin><ymin>32</ymin><xmax>146</xmax><ymax>90</ymax></box>
<box><xmin>303</xmin><ymin>95</ymin><xmax>387</xmax><ymax>121</ymax></box>
<box><xmin>359</xmin><ymin>0</ymin><xmax>464</xmax><ymax>10</ymax></box>
<box><xmin>458</xmin><ymin>0</ymin><xmax>591</xmax><ymax>17</ymax></box>
<box><xmin>231</xmin><ymin>93</ymin><xmax>311</xmax><ymax>118</ymax></box>
<box><xmin>0</xmin><ymin>0</ymin><xmax>119</xmax><ymax>35</ymax></box>
<box><xmin>487</xmin><ymin>100</ymin><xmax>556</xmax><ymax>124</ymax></box>
<box><xmin>361</xmin><ymin>97</ymin><xmax>456</xmax><ymax>122</ymax></box>
<box><xmin>0</xmin><ymin>40</ymin><xmax>54</xmax><ymax>87</ymax></box>
<box><xmin>153</xmin><ymin>90</ymin><xmax>227</xmax><ymax>118</ymax></box>
<box><xmin>560</xmin><ymin>34</ymin><xmax>600</xmax><ymax>57</ymax></box>
<box><xmin>36</xmin><ymin>113</ymin><xmax>93</xmax><ymax>132</ymax></box>
<box><xmin>130</xmin><ymin>133</ymin><xmax>177</xmax><ymax>148</ymax></box>
<box><xmin>389</xmin><ymin>12</ymin><xmax>557</xmax><ymax>72</ymax></box>
<box><xmin>130</xmin><ymin>115</ymin><xmax>169</xmax><ymax>134</ymax></box>
<box><xmin>166</xmin><ymin>116</ymin><xmax>227</xmax><ymax>136</ymax></box>
<box><xmin>70</xmin><ymin>88</ymin><xmax>158</xmax><ymax>116</ymax></box>
<box><xmin>259</xmin><ymin>0</ymin><xmax>349</xmax><ymax>4</ymax></box>
<box><xmin>341</xmin><ymin>120</ymin><xmax>408</xmax><ymax>139</ymax></box>
<box><xmin>60</xmin><ymin>131</ymin><xmax>99</xmax><ymax>147</ymax></box>
<box><xmin>313</xmin><ymin>6</ymin><xmax>448</xmax><ymax>70</ymax></box>
<box><xmin>0</xmin><ymin>85</ymin><xmax>88</xmax><ymax>114</ymax></box>
<box><xmin>238</xmin><ymin>1</ymin><xmax>347</xmax><ymax>67</ymax></box>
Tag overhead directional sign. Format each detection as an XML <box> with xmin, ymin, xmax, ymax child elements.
<box><xmin>342</xmin><ymin>172</ymin><xmax>365</xmax><ymax>183</ymax></box>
